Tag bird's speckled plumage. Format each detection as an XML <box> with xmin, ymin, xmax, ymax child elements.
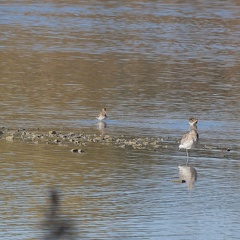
<box><xmin>96</xmin><ymin>108</ymin><xmax>107</xmax><ymax>121</ymax></box>
<box><xmin>179</xmin><ymin>129</ymin><xmax>199</xmax><ymax>150</ymax></box>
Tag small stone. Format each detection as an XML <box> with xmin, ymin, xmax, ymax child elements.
<box><xmin>68</xmin><ymin>132</ymin><xmax>75</xmax><ymax>137</ymax></box>
<box><xmin>0</xmin><ymin>130</ymin><xmax>4</xmax><ymax>134</ymax></box>
<box><xmin>132</xmin><ymin>144</ymin><xmax>142</xmax><ymax>149</ymax></box>
<box><xmin>94</xmin><ymin>137</ymin><xmax>102</xmax><ymax>142</ymax></box>
<box><xmin>103</xmin><ymin>135</ymin><xmax>110</xmax><ymax>139</ymax></box>
<box><xmin>6</xmin><ymin>135</ymin><xmax>14</xmax><ymax>141</ymax></box>
<box><xmin>49</xmin><ymin>131</ymin><xmax>57</xmax><ymax>135</ymax></box>
<box><xmin>71</xmin><ymin>149</ymin><xmax>78</xmax><ymax>153</ymax></box>
<box><xmin>59</xmin><ymin>134</ymin><xmax>67</xmax><ymax>139</ymax></box>
<box><xmin>119</xmin><ymin>145</ymin><xmax>126</xmax><ymax>149</ymax></box>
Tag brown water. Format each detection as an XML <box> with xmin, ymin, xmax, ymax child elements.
<box><xmin>1</xmin><ymin>1</ymin><xmax>240</xmax><ymax>239</ymax></box>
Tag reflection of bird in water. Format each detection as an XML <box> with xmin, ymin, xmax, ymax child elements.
<box><xmin>179</xmin><ymin>118</ymin><xmax>199</xmax><ymax>164</ymax></box>
<box><xmin>97</xmin><ymin>121</ymin><xmax>107</xmax><ymax>135</ymax></box>
<box><xmin>178</xmin><ymin>165</ymin><xmax>197</xmax><ymax>190</ymax></box>
<box><xmin>42</xmin><ymin>188</ymin><xmax>77</xmax><ymax>240</ymax></box>
<box><xmin>96</xmin><ymin>108</ymin><xmax>107</xmax><ymax>121</ymax></box>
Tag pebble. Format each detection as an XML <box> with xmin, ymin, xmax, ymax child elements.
<box><xmin>119</xmin><ymin>144</ymin><xmax>126</xmax><ymax>149</ymax></box>
<box><xmin>71</xmin><ymin>149</ymin><xmax>78</xmax><ymax>153</ymax></box>
<box><xmin>49</xmin><ymin>130</ymin><xmax>57</xmax><ymax>135</ymax></box>
<box><xmin>6</xmin><ymin>135</ymin><xmax>14</xmax><ymax>141</ymax></box>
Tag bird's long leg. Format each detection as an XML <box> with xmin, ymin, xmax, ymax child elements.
<box><xmin>186</xmin><ymin>149</ymin><xmax>189</xmax><ymax>165</ymax></box>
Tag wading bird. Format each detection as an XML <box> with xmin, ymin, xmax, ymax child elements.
<box><xmin>96</xmin><ymin>108</ymin><xmax>107</xmax><ymax>121</ymax></box>
<box><xmin>179</xmin><ymin>118</ymin><xmax>199</xmax><ymax>164</ymax></box>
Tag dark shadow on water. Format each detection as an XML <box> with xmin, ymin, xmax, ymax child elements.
<box><xmin>41</xmin><ymin>188</ymin><xmax>78</xmax><ymax>240</ymax></box>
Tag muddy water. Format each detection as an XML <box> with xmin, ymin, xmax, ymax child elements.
<box><xmin>0</xmin><ymin>0</ymin><xmax>240</xmax><ymax>239</ymax></box>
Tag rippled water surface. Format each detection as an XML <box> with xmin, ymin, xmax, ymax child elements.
<box><xmin>0</xmin><ymin>0</ymin><xmax>240</xmax><ymax>239</ymax></box>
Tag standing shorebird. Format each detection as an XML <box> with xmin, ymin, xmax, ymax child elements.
<box><xmin>179</xmin><ymin>118</ymin><xmax>199</xmax><ymax>164</ymax></box>
<box><xmin>96</xmin><ymin>108</ymin><xmax>107</xmax><ymax>121</ymax></box>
